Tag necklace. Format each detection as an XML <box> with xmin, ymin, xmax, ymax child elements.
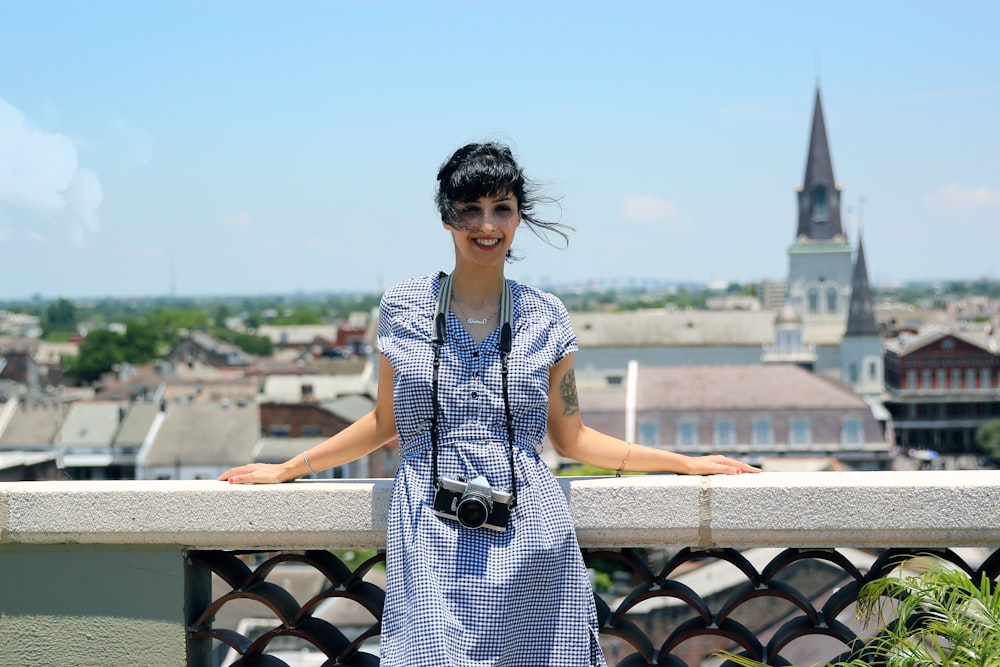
<box><xmin>452</xmin><ymin>297</ymin><xmax>499</xmax><ymax>326</ymax></box>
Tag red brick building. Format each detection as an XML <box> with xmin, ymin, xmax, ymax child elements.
<box><xmin>883</xmin><ymin>325</ymin><xmax>1000</xmax><ymax>459</ymax></box>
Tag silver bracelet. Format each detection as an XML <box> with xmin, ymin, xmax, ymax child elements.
<box><xmin>302</xmin><ymin>451</ymin><xmax>317</xmax><ymax>475</ymax></box>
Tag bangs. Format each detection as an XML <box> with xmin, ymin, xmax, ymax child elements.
<box><xmin>441</xmin><ymin>160</ymin><xmax>523</xmax><ymax>206</ymax></box>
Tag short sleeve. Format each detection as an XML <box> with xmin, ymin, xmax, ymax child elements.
<box><xmin>551</xmin><ymin>295</ymin><xmax>579</xmax><ymax>363</ymax></box>
<box><xmin>376</xmin><ymin>291</ymin><xmax>396</xmax><ymax>358</ymax></box>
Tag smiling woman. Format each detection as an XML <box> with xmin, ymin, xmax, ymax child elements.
<box><xmin>218</xmin><ymin>140</ymin><xmax>758</xmax><ymax>667</ymax></box>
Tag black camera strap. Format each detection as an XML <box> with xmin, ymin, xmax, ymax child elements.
<box><xmin>431</xmin><ymin>272</ymin><xmax>518</xmax><ymax>509</ymax></box>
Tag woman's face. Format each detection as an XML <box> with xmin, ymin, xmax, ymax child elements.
<box><xmin>445</xmin><ymin>193</ymin><xmax>521</xmax><ymax>268</ymax></box>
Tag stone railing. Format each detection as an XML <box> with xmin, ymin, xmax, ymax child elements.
<box><xmin>1</xmin><ymin>471</ymin><xmax>999</xmax><ymax>666</ymax></box>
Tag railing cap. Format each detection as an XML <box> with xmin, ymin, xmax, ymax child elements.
<box><xmin>2</xmin><ymin>471</ymin><xmax>998</xmax><ymax>549</ymax></box>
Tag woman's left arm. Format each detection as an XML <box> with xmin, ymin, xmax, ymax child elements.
<box><xmin>545</xmin><ymin>354</ymin><xmax>760</xmax><ymax>476</ymax></box>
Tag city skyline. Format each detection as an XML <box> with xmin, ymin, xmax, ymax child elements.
<box><xmin>1</xmin><ymin>1</ymin><xmax>998</xmax><ymax>301</ymax></box>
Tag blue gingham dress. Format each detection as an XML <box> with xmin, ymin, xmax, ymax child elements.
<box><xmin>377</xmin><ymin>273</ymin><xmax>606</xmax><ymax>667</ymax></box>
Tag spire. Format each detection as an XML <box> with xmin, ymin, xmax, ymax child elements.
<box><xmin>845</xmin><ymin>234</ymin><xmax>879</xmax><ymax>336</ymax></box>
<box><xmin>796</xmin><ymin>87</ymin><xmax>844</xmax><ymax>240</ymax></box>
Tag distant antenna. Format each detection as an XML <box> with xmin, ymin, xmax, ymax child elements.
<box><xmin>858</xmin><ymin>196</ymin><xmax>865</xmax><ymax>232</ymax></box>
<box><xmin>170</xmin><ymin>251</ymin><xmax>176</xmax><ymax>297</ymax></box>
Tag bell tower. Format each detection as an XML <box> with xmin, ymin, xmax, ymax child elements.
<box><xmin>787</xmin><ymin>86</ymin><xmax>854</xmax><ymax>331</ymax></box>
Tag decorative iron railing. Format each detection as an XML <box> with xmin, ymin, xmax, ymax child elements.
<box><xmin>187</xmin><ymin>545</ymin><xmax>1000</xmax><ymax>666</ymax></box>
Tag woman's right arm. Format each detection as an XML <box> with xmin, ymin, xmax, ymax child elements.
<box><xmin>218</xmin><ymin>353</ymin><xmax>398</xmax><ymax>484</ymax></box>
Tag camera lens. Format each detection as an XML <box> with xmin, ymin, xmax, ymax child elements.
<box><xmin>456</xmin><ymin>479</ymin><xmax>494</xmax><ymax>529</ymax></box>
<box><xmin>457</xmin><ymin>497</ymin><xmax>489</xmax><ymax>528</ymax></box>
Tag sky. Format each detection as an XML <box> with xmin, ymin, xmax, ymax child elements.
<box><xmin>1</xmin><ymin>1</ymin><xmax>998</xmax><ymax>301</ymax></box>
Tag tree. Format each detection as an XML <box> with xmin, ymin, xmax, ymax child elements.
<box><xmin>67</xmin><ymin>323</ymin><xmax>164</xmax><ymax>385</ymax></box>
<box><xmin>229</xmin><ymin>332</ymin><xmax>274</xmax><ymax>356</ymax></box>
<box><xmin>122</xmin><ymin>321</ymin><xmax>160</xmax><ymax>363</ymax></box>
<box><xmin>67</xmin><ymin>329</ymin><xmax>125</xmax><ymax>385</ymax></box>
<box><xmin>975</xmin><ymin>418</ymin><xmax>1000</xmax><ymax>467</ymax></box>
<box><xmin>42</xmin><ymin>298</ymin><xmax>78</xmax><ymax>336</ymax></box>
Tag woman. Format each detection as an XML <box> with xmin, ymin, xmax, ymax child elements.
<box><xmin>219</xmin><ymin>142</ymin><xmax>759</xmax><ymax>666</ymax></box>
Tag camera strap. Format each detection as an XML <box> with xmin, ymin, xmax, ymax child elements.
<box><xmin>431</xmin><ymin>272</ymin><xmax>518</xmax><ymax>509</ymax></box>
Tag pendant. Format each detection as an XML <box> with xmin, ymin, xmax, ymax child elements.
<box><xmin>466</xmin><ymin>317</ymin><xmax>488</xmax><ymax>325</ymax></box>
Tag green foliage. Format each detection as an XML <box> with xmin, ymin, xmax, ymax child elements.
<box><xmin>42</xmin><ymin>297</ymin><xmax>78</xmax><ymax>336</ymax></box>
<box><xmin>272</xmin><ymin>308</ymin><xmax>324</xmax><ymax>325</ymax></box>
<box><xmin>122</xmin><ymin>321</ymin><xmax>160</xmax><ymax>363</ymax></box>
<box><xmin>68</xmin><ymin>322</ymin><xmax>167</xmax><ymax>385</ymax></box>
<box><xmin>221</xmin><ymin>330</ymin><xmax>274</xmax><ymax>356</ymax></box>
<box><xmin>334</xmin><ymin>549</ymin><xmax>382</xmax><ymax>572</ymax></box>
<box><xmin>718</xmin><ymin>553</ymin><xmax>1000</xmax><ymax>667</ymax></box>
<box><xmin>555</xmin><ymin>463</ymin><xmax>617</xmax><ymax>477</ymax></box>
<box><xmin>146</xmin><ymin>307</ymin><xmax>211</xmax><ymax>345</ymax></box>
<box><xmin>974</xmin><ymin>419</ymin><xmax>1000</xmax><ymax>467</ymax></box>
<box><xmin>67</xmin><ymin>329</ymin><xmax>126</xmax><ymax>385</ymax></box>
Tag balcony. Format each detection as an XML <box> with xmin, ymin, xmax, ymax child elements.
<box><xmin>2</xmin><ymin>471</ymin><xmax>998</xmax><ymax>666</ymax></box>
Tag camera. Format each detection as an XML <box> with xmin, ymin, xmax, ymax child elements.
<box><xmin>433</xmin><ymin>475</ymin><xmax>512</xmax><ymax>531</ymax></box>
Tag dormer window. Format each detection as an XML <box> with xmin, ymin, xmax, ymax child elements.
<box><xmin>811</xmin><ymin>186</ymin><xmax>828</xmax><ymax>222</ymax></box>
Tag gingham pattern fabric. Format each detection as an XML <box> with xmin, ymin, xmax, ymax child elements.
<box><xmin>377</xmin><ymin>273</ymin><xmax>607</xmax><ymax>667</ymax></box>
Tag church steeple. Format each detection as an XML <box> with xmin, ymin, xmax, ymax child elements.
<box><xmin>796</xmin><ymin>87</ymin><xmax>844</xmax><ymax>241</ymax></box>
<box><xmin>845</xmin><ymin>234</ymin><xmax>879</xmax><ymax>336</ymax></box>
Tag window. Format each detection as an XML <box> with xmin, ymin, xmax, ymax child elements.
<box><xmin>713</xmin><ymin>419</ymin><xmax>735</xmax><ymax>447</ymax></box>
<box><xmin>921</xmin><ymin>369</ymin><xmax>932</xmax><ymax>389</ymax></box>
<box><xmin>868</xmin><ymin>361</ymin><xmax>879</xmax><ymax>381</ymax></box>
<box><xmin>638</xmin><ymin>419</ymin><xmax>660</xmax><ymax>447</ymax></box>
<box><xmin>676</xmin><ymin>418</ymin><xmax>698</xmax><ymax>451</ymax></box>
<box><xmin>606</xmin><ymin>375</ymin><xmax>623</xmax><ymax>386</ymax></box>
<box><xmin>936</xmin><ymin>369</ymin><xmax>946</xmax><ymax>390</ymax></box>
<box><xmin>966</xmin><ymin>369</ymin><xmax>978</xmax><ymax>389</ymax></box>
<box><xmin>841</xmin><ymin>417</ymin><xmax>863</xmax><ymax>446</ymax></box>
<box><xmin>826</xmin><ymin>286</ymin><xmax>838</xmax><ymax>313</ymax></box>
<box><xmin>751</xmin><ymin>418</ymin><xmax>773</xmax><ymax>448</ymax></box>
<box><xmin>269</xmin><ymin>424</ymin><xmax>291</xmax><ymax>438</ymax></box>
<box><xmin>302</xmin><ymin>424</ymin><xmax>323</xmax><ymax>437</ymax></box>
<box><xmin>812</xmin><ymin>185</ymin><xmax>828</xmax><ymax>221</ymax></box>
<box><xmin>808</xmin><ymin>288</ymin><xmax>819</xmax><ymax>314</ymax></box>
<box><xmin>982</xmin><ymin>368</ymin><xmax>991</xmax><ymax>390</ymax></box>
<box><xmin>848</xmin><ymin>362</ymin><xmax>859</xmax><ymax>385</ymax></box>
<box><xmin>950</xmin><ymin>369</ymin><xmax>961</xmax><ymax>389</ymax></box>
<box><xmin>788</xmin><ymin>418</ymin><xmax>811</xmax><ymax>448</ymax></box>
<box><xmin>906</xmin><ymin>370</ymin><xmax>917</xmax><ymax>389</ymax></box>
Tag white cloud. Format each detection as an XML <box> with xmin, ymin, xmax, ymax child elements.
<box><xmin>923</xmin><ymin>182</ymin><xmax>1000</xmax><ymax>213</ymax></box>
<box><xmin>620</xmin><ymin>194</ymin><xmax>680</xmax><ymax>225</ymax></box>
<box><xmin>224</xmin><ymin>213</ymin><xmax>251</xmax><ymax>229</ymax></box>
<box><xmin>0</xmin><ymin>97</ymin><xmax>103</xmax><ymax>239</ymax></box>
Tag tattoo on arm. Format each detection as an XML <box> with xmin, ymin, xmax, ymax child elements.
<box><xmin>558</xmin><ymin>368</ymin><xmax>579</xmax><ymax>416</ymax></box>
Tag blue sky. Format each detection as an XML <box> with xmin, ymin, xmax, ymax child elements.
<box><xmin>1</xmin><ymin>1</ymin><xmax>998</xmax><ymax>301</ymax></box>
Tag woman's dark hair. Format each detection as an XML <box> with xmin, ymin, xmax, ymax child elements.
<box><xmin>435</xmin><ymin>142</ymin><xmax>572</xmax><ymax>259</ymax></box>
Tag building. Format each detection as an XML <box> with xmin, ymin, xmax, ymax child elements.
<box><xmin>883</xmin><ymin>324</ymin><xmax>1000</xmax><ymax>465</ymax></box>
<box><xmin>577</xmin><ymin>363</ymin><xmax>892</xmax><ymax>470</ymax></box>
<box><xmin>574</xmin><ymin>87</ymin><xmax>882</xmax><ymax>390</ymax></box>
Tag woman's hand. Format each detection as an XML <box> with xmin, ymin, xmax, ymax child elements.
<box><xmin>684</xmin><ymin>454</ymin><xmax>760</xmax><ymax>476</ymax></box>
<box><xmin>218</xmin><ymin>463</ymin><xmax>293</xmax><ymax>484</ymax></box>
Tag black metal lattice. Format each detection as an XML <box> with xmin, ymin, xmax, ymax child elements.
<box><xmin>187</xmin><ymin>546</ymin><xmax>1000</xmax><ymax>666</ymax></box>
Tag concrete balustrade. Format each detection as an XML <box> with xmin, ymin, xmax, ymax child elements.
<box><xmin>1</xmin><ymin>470</ymin><xmax>998</xmax><ymax>666</ymax></box>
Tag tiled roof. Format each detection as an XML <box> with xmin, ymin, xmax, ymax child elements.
<box><xmin>0</xmin><ymin>400</ymin><xmax>72</xmax><ymax>447</ymax></box>
<box><xmin>142</xmin><ymin>402</ymin><xmax>259</xmax><ymax>466</ymax></box>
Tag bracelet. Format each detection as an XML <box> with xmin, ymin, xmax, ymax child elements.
<box><xmin>302</xmin><ymin>451</ymin><xmax>317</xmax><ymax>475</ymax></box>
<box><xmin>615</xmin><ymin>442</ymin><xmax>632</xmax><ymax>477</ymax></box>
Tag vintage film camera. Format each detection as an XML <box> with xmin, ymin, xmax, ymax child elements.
<box><xmin>433</xmin><ymin>475</ymin><xmax>512</xmax><ymax>531</ymax></box>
